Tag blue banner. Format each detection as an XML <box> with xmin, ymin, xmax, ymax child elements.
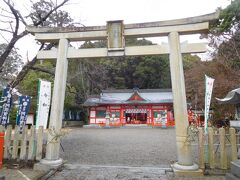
<box><xmin>0</xmin><ymin>87</ymin><xmax>12</xmax><ymax>126</ymax></box>
<box><xmin>16</xmin><ymin>96</ymin><xmax>31</xmax><ymax>131</ymax></box>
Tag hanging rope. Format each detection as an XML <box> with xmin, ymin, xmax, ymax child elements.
<box><xmin>186</xmin><ymin>123</ymin><xmax>199</xmax><ymax>143</ymax></box>
<box><xmin>47</xmin><ymin>127</ymin><xmax>69</xmax><ymax>145</ymax></box>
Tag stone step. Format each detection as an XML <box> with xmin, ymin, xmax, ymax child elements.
<box><xmin>121</xmin><ymin>124</ymin><xmax>152</xmax><ymax>128</ymax></box>
<box><xmin>83</xmin><ymin>124</ymin><xmax>101</xmax><ymax>128</ymax></box>
<box><xmin>226</xmin><ymin>173</ymin><xmax>240</xmax><ymax>180</ymax></box>
<box><xmin>64</xmin><ymin>164</ymin><xmax>172</xmax><ymax>171</ymax></box>
<box><xmin>230</xmin><ymin>160</ymin><xmax>240</xmax><ymax>178</ymax></box>
<box><xmin>63</xmin><ymin>121</ymin><xmax>84</xmax><ymax>127</ymax></box>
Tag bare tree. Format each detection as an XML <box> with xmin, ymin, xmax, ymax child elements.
<box><xmin>0</xmin><ymin>0</ymin><xmax>70</xmax><ymax>87</ymax></box>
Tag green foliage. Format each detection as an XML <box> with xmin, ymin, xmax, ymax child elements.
<box><xmin>212</xmin><ymin>0</ymin><xmax>240</xmax><ymax>33</ymax></box>
<box><xmin>96</xmin><ymin>55</ymin><xmax>171</xmax><ymax>90</ymax></box>
<box><xmin>183</xmin><ymin>54</ymin><xmax>201</xmax><ymax>70</ymax></box>
<box><xmin>209</xmin><ymin>0</ymin><xmax>240</xmax><ymax>70</ymax></box>
<box><xmin>125</xmin><ymin>38</ymin><xmax>153</xmax><ymax>46</ymax></box>
<box><xmin>134</xmin><ymin>55</ymin><xmax>171</xmax><ymax>88</ymax></box>
<box><xmin>70</xmin><ymin>38</ymin><xmax>166</xmax><ymax>105</ymax></box>
<box><xmin>28</xmin><ymin>0</ymin><xmax>73</xmax><ymax>27</ymax></box>
<box><xmin>9</xmin><ymin>106</ymin><xmax>17</xmax><ymax>126</ymax></box>
<box><xmin>64</xmin><ymin>90</ymin><xmax>76</xmax><ymax>109</ymax></box>
<box><xmin>18</xmin><ymin>61</ymin><xmax>54</xmax><ymax>112</ymax></box>
<box><xmin>18</xmin><ymin>60</ymin><xmax>78</xmax><ymax>121</ymax></box>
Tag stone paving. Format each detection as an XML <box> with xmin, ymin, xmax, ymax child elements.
<box><xmin>50</xmin><ymin>164</ymin><xmax>170</xmax><ymax>180</ymax></box>
<box><xmin>0</xmin><ymin>167</ymin><xmax>47</xmax><ymax>180</ymax></box>
<box><xmin>49</xmin><ymin>164</ymin><xmax>226</xmax><ymax>180</ymax></box>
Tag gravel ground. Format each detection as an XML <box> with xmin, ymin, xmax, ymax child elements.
<box><xmin>50</xmin><ymin>127</ymin><xmax>226</xmax><ymax>180</ymax></box>
<box><xmin>59</xmin><ymin>128</ymin><xmax>178</xmax><ymax>167</ymax></box>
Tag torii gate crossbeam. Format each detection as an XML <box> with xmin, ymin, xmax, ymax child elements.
<box><xmin>28</xmin><ymin>11</ymin><xmax>219</xmax><ymax>173</ymax></box>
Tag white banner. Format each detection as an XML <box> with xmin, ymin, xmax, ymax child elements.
<box><xmin>36</xmin><ymin>80</ymin><xmax>51</xmax><ymax>129</ymax></box>
<box><xmin>204</xmin><ymin>75</ymin><xmax>214</xmax><ymax>134</ymax></box>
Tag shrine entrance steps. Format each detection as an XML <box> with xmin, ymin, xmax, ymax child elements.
<box><xmin>123</xmin><ymin>124</ymin><xmax>152</xmax><ymax>128</ymax></box>
<box><xmin>83</xmin><ymin>124</ymin><xmax>171</xmax><ymax>128</ymax></box>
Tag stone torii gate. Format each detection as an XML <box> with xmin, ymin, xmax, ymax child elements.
<box><xmin>27</xmin><ymin>11</ymin><xmax>219</xmax><ymax>172</ymax></box>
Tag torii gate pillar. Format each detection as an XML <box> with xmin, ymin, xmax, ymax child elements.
<box><xmin>40</xmin><ymin>38</ymin><xmax>69</xmax><ymax>167</ymax></box>
<box><xmin>169</xmin><ymin>32</ymin><xmax>198</xmax><ymax>171</ymax></box>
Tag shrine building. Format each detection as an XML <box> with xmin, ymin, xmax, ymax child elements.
<box><xmin>83</xmin><ymin>88</ymin><xmax>175</xmax><ymax>127</ymax></box>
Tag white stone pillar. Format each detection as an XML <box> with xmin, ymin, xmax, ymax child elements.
<box><xmin>43</xmin><ymin>38</ymin><xmax>69</xmax><ymax>165</ymax></box>
<box><xmin>168</xmin><ymin>32</ymin><xmax>198</xmax><ymax>170</ymax></box>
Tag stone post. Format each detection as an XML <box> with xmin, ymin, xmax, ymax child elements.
<box><xmin>41</xmin><ymin>38</ymin><xmax>69</xmax><ymax>166</ymax></box>
<box><xmin>168</xmin><ymin>32</ymin><xmax>198</xmax><ymax>171</ymax></box>
<box><xmin>105</xmin><ymin>112</ymin><xmax>110</xmax><ymax>127</ymax></box>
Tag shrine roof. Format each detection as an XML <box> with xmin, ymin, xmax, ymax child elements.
<box><xmin>216</xmin><ymin>88</ymin><xmax>240</xmax><ymax>105</ymax></box>
<box><xmin>83</xmin><ymin>89</ymin><xmax>173</xmax><ymax>106</ymax></box>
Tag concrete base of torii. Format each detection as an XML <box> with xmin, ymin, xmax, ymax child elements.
<box><xmin>172</xmin><ymin>162</ymin><xmax>203</xmax><ymax>176</ymax></box>
<box><xmin>34</xmin><ymin>158</ymin><xmax>63</xmax><ymax>171</ymax></box>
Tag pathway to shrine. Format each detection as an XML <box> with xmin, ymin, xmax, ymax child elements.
<box><xmin>59</xmin><ymin>128</ymin><xmax>197</xmax><ymax>166</ymax></box>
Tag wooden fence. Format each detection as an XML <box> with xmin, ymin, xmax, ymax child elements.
<box><xmin>0</xmin><ymin>124</ymin><xmax>238</xmax><ymax>168</ymax></box>
<box><xmin>0</xmin><ymin>125</ymin><xmax>45</xmax><ymax>161</ymax></box>
<box><xmin>196</xmin><ymin>127</ymin><xmax>239</xmax><ymax>169</ymax></box>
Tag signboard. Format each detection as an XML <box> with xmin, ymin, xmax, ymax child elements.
<box><xmin>155</xmin><ymin>110</ymin><xmax>167</xmax><ymax>127</ymax></box>
<box><xmin>0</xmin><ymin>87</ymin><xmax>12</xmax><ymax>126</ymax></box>
<box><xmin>230</xmin><ymin>120</ymin><xmax>240</xmax><ymax>129</ymax></box>
<box><xmin>90</xmin><ymin>111</ymin><xmax>96</xmax><ymax>117</ymax></box>
<box><xmin>36</xmin><ymin>80</ymin><xmax>51</xmax><ymax>129</ymax></box>
<box><xmin>125</xmin><ymin>109</ymin><xmax>147</xmax><ymax>113</ymax></box>
<box><xmin>107</xmin><ymin>20</ymin><xmax>124</xmax><ymax>53</ymax></box>
<box><xmin>16</xmin><ymin>96</ymin><xmax>31</xmax><ymax>131</ymax></box>
<box><xmin>26</xmin><ymin>114</ymin><xmax>34</xmax><ymax>125</ymax></box>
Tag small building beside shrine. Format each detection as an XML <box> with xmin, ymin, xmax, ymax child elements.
<box><xmin>83</xmin><ymin>88</ymin><xmax>175</xmax><ymax>127</ymax></box>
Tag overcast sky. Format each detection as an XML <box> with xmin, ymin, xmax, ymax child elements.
<box><xmin>1</xmin><ymin>0</ymin><xmax>231</xmax><ymax>60</ymax></box>
<box><xmin>69</xmin><ymin>0</ymin><xmax>230</xmax><ymax>25</ymax></box>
